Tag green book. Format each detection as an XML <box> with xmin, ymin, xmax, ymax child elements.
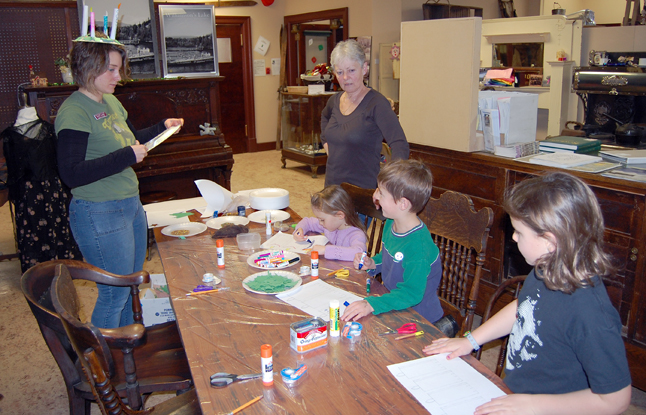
<box><xmin>539</xmin><ymin>136</ymin><xmax>602</xmax><ymax>150</ymax></box>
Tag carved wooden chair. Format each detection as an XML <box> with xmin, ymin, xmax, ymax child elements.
<box><xmin>340</xmin><ymin>182</ymin><xmax>387</xmax><ymax>257</ymax></box>
<box><xmin>420</xmin><ymin>190</ymin><xmax>494</xmax><ymax>337</ymax></box>
<box><xmin>21</xmin><ymin>259</ymin><xmax>192</xmax><ymax>414</ymax></box>
<box><xmin>51</xmin><ymin>263</ymin><xmax>200</xmax><ymax>415</ymax></box>
<box><xmin>476</xmin><ymin>275</ymin><xmax>526</xmax><ymax>376</ymax></box>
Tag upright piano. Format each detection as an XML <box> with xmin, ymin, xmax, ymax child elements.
<box><xmin>26</xmin><ymin>77</ymin><xmax>234</xmax><ymax>197</ymax></box>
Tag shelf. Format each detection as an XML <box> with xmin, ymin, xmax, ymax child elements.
<box><xmin>484</xmin><ymin>32</ymin><xmax>550</xmax><ymax>43</ymax></box>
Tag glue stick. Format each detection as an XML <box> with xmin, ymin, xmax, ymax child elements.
<box><xmin>265</xmin><ymin>211</ymin><xmax>272</xmax><ymax>236</ymax></box>
<box><xmin>261</xmin><ymin>344</ymin><xmax>273</xmax><ymax>385</ymax></box>
<box><xmin>329</xmin><ymin>300</ymin><xmax>340</xmax><ymax>337</ymax></box>
<box><xmin>216</xmin><ymin>239</ymin><xmax>225</xmax><ymax>269</ymax></box>
<box><xmin>311</xmin><ymin>251</ymin><xmax>319</xmax><ymax>279</ymax></box>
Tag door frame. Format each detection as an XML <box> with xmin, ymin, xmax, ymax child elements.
<box><xmin>284</xmin><ymin>8</ymin><xmax>348</xmax><ymax>87</ymax></box>
<box><xmin>216</xmin><ymin>15</ymin><xmax>256</xmax><ymax>152</ymax></box>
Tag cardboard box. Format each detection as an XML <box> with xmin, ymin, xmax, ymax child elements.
<box><xmin>307</xmin><ymin>84</ymin><xmax>325</xmax><ymax>95</ymax></box>
<box><xmin>140</xmin><ymin>274</ymin><xmax>176</xmax><ymax>327</ymax></box>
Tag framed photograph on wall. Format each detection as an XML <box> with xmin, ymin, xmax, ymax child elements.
<box><xmin>76</xmin><ymin>0</ymin><xmax>160</xmax><ymax>78</ymax></box>
<box><xmin>158</xmin><ymin>5</ymin><xmax>219</xmax><ymax>78</ymax></box>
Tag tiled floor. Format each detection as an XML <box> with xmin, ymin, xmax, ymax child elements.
<box><xmin>1</xmin><ymin>150</ymin><xmax>645</xmax><ymax>414</ymax></box>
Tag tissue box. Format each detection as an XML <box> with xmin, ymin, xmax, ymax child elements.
<box><xmin>140</xmin><ymin>274</ymin><xmax>176</xmax><ymax>327</ymax></box>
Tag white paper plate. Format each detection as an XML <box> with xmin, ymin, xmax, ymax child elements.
<box><xmin>161</xmin><ymin>222</ymin><xmax>208</xmax><ymax>237</ymax></box>
<box><xmin>249</xmin><ymin>188</ymin><xmax>290</xmax><ymax>210</ymax></box>
<box><xmin>247</xmin><ymin>250</ymin><xmax>300</xmax><ymax>270</ymax></box>
<box><xmin>248</xmin><ymin>210</ymin><xmax>291</xmax><ymax>224</ymax></box>
<box><xmin>205</xmin><ymin>216</ymin><xmax>250</xmax><ymax>230</ymax></box>
<box><xmin>242</xmin><ymin>270</ymin><xmax>302</xmax><ymax>295</ymax></box>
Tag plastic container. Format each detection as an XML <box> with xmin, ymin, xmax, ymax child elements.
<box><xmin>236</xmin><ymin>232</ymin><xmax>261</xmax><ymax>250</ymax></box>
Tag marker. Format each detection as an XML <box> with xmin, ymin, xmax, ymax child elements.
<box><xmin>343</xmin><ymin>301</ymin><xmax>350</xmax><ymax>307</ymax></box>
<box><xmin>341</xmin><ymin>321</ymin><xmax>352</xmax><ymax>337</ymax></box>
<box><xmin>358</xmin><ymin>251</ymin><xmax>367</xmax><ymax>270</ymax></box>
<box><xmin>366</xmin><ymin>277</ymin><xmax>371</xmax><ymax>294</ymax></box>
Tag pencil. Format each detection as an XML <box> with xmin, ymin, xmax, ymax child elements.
<box><xmin>327</xmin><ymin>268</ymin><xmax>345</xmax><ymax>277</ymax></box>
<box><xmin>185</xmin><ymin>287</ymin><xmax>230</xmax><ymax>296</ymax></box>
<box><xmin>229</xmin><ymin>395</ymin><xmax>263</xmax><ymax>414</ymax></box>
<box><xmin>395</xmin><ymin>331</ymin><xmax>424</xmax><ymax>341</ymax></box>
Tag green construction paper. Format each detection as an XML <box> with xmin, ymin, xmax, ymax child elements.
<box><xmin>246</xmin><ymin>274</ymin><xmax>298</xmax><ymax>293</ymax></box>
<box><xmin>171</xmin><ymin>212</ymin><xmax>194</xmax><ymax>218</ymax></box>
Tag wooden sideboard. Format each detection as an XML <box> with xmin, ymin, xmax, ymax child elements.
<box><xmin>26</xmin><ymin>77</ymin><xmax>234</xmax><ymax>197</ymax></box>
<box><xmin>411</xmin><ymin>144</ymin><xmax>646</xmax><ymax>390</ymax></box>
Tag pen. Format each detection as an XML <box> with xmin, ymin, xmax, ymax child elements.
<box><xmin>185</xmin><ymin>287</ymin><xmax>230</xmax><ymax>296</ymax></box>
<box><xmin>395</xmin><ymin>330</ymin><xmax>424</xmax><ymax>341</ymax></box>
<box><xmin>366</xmin><ymin>277</ymin><xmax>371</xmax><ymax>294</ymax></box>
<box><xmin>358</xmin><ymin>251</ymin><xmax>367</xmax><ymax>270</ymax></box>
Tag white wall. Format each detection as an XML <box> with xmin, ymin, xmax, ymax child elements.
<box><xmin>540</xmin><ymin>0</ymin><xmax>631</xmax><ymax>24</ymax></box>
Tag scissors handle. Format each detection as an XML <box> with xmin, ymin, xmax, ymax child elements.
<box><xmin>397</xmin><ymin>323</ymin><xmax>417</xmax><ymax>334</ymax></box>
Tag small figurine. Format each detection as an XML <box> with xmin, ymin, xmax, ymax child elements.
<box><xmin>199</xmin><ymin>123</ymin><xmax>218</xmax><ymax>136</ymax></box>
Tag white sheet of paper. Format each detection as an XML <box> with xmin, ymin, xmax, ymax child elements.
<box><xmin>142</xmin><ymin>197</ymin><xmax>207</xmax><ymax>228</ymax></box>
<box><xmin>276</xmin><ymin>279</ymin><xmax>363</xmax><ymax>321</ymax></box>
<box><xmin>388</xmin><ymin>353</ymin><xmax>505</xmax><ymax>415</ymax></box>
<box><xmin>261</xmin><ymin>231</ymin><xmax>329</xmax><ymax>254</ymax></box>
<box><xmin>253</xmin><ymin>59</ymin><xmax>266</xmax><ymax>76</ymax></box>
<box><xmin>144</xmin><ymin>124</ymin><xmax>181</xmax><ymax>151</ymax></box>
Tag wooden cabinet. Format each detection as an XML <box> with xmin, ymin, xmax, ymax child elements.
<box><xmin>26</xmin><ymin>78</ymin><xmax>233</xmax><ymax>197</ymax></box>
<box><xmin>411</xmin><ymin>144</ymin><xmax>646</xmax><ymax>390</ymax></box>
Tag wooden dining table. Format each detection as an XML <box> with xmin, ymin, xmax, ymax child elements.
<box><xmin>154</xmin><ymin>207</ymin><xmax>510</xmax><ymax>415</ymax></box>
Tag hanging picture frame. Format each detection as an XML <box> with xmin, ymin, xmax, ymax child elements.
<box><xmin>76</xmin><ymin>0</ymin><xmax>161</xmax><ymax>78</ymax></box>
<box><xmin>158</xmin><ymin>5</ymin><xmax>219</xmax><ymax>78</ymax></box>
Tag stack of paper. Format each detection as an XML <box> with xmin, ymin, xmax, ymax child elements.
<box><xmin>527</xmin><ymin>153</ymin><xmax>602</xmax><ymax>168</ymax></box>
<box><xmin>600</xmin><ymin>150</ymin><xmax>646</xmax><ymax>164</ymax></box>
<box><xmin>484</xmin><ymin>68</ymin><xmax>514</xmax><ymax>86</ymax></box>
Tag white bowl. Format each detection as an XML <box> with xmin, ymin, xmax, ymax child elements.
<box><xmin>249</xmin><ymin>188</ymin><xmax>290</xmax><ymax>210</ymax></box>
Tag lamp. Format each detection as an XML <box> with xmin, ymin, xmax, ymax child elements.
<box><xmin>566</xmin><ymin>9</ymin><xmax>595</xmax><ymax>26</ymax></box>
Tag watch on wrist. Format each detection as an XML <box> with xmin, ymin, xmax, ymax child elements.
<box><xmin>464</xmin><ymin>331</ymin><xmax>480</xmax><ymax>351</ymax></box>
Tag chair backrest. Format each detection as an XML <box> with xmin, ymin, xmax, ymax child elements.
<box><xmin>340</xmin><ymin>182</ymin><xmax>386</xmax><ymax>257</ymax></box>
<box><xmin>475</xmin><ymin>275</ymin><xmax>526</xmax><ymax>376</ymax></box>
<box><xmin>51</xmin><ymin>264</ymin><xmax>118</xmax><ymax>385</ymax></box>
<box><xmin>20</xmin><ymin>259</ymin><xmax>149</xmax><ymax>414</ymax></box>
<box><xmin>420</xmin><ymin>190</ymin><xmax>494</xmax><ymax>337</ymax></box>
<box><xmin>52</xmin><ymin>263</ymin><xmax>199</xmax><ymax>415</ymax></box>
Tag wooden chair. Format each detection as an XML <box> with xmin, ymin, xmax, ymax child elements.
<box><xmin>475</xmin><ymin>275</ymin><xmax>526</xmax><ymax>376</ymax></box>
<box><xmin>340</xmin><ymin>182</ymin><xmax>387</xmax><ymax>257</ymax></box>
<box><xmin>50</xmin><ymin>263</ymin><xmax>200</xmax><ymax>415</ymax></box>
<box><xmin>21</xmin><ymin>259</ymin><xmax>192</xmax><ymax>414</ymax></box>
<box><xmin>420</xmin><ymin>191</ymin><xmax>494</xmax><ymax>337</ymax></box>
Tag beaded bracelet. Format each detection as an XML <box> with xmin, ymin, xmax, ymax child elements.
<box><xmin>464</xmin><ymin>331</ymin><xmax>480</xmax><ymax>351</ymax></box>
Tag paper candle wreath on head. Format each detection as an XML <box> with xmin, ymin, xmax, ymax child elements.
<box><xmin>75</xmin><ymin>3</ymin><xmax>123</xmax><ymax>44</ymax></box>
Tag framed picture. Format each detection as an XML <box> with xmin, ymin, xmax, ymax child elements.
<box><xmin>76</xmin><ymin>0</ymin><xmax>161</xmax><ymax>78</ymax></box>
<box><xmin>158</xmin><ymin>5</ymin><xmax>219</xmax><ymax>78</ymax></box>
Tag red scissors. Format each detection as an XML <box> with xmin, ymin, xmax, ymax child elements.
<box><xmin>378</xmin><ymin>322</ymin><xmax>417</xmax><ymax>336</ymax></box>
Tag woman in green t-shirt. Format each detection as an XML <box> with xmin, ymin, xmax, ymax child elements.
<box><xmin>55</xmin><ymin>35</ymin><xmax>183</xmax><ymax>329</ymax></box>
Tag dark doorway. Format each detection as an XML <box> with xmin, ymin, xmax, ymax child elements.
<box><xmin>216</xmin><ymin>16</ymin><xmax>255</xmax><ymax>154</ymax></box>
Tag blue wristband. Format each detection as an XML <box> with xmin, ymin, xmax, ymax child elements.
<box><xmin>464</xmin><ymin>331</ymin><xmax>480</xmax><ymax>351</ymax></box>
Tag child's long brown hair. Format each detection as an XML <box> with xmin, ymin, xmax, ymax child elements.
<box><xmin>503</xmin><ymin>172</ymin><xmax>615</xmax><ymax>293</ymax></box>
<box><xmin>311</xmin><ymin>185</ymin><xmax>366</xmax><ymax>234</ymax></box>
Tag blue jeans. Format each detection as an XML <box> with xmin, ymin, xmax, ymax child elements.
<box><xmin>69</xmin><ymin>195</ymin><xmax>147</xmax><ymax>329</ymax></box>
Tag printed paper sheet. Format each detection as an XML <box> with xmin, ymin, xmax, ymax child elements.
<box><xmin>388</xmin><ymin>353</ymin><xmax>505</xmax><ymax>415</ymax></box>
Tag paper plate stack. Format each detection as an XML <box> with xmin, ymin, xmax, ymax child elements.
<box><xmin>249</xmin><ymin>188</ymin><xmax>289</xmax><ymax>210</ymax></box>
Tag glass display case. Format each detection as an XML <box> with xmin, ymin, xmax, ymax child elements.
<box><xmin>280</xmin><ymin>92</ymin><xmax>334</xmax><ymax>177</ymax></box>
